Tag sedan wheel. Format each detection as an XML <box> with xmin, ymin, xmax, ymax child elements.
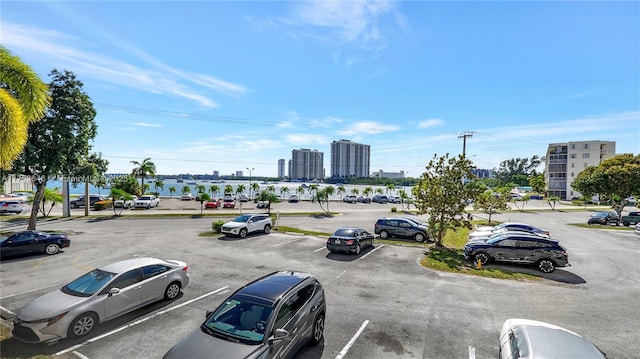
<box><xmin>164</xmin><ymin>282</ymin><xmax>181</xmax><ymax>300</ymax></box>
<box><xmin>537</xmin><ymin>259</ymin><xmax>556</xmax><ymax>273</ymax></box>
<box><xmin>354</xmin><ymin>243</ymin><xmax>361</xmax><ymax>255</ymax></box>
<box><xmin>414</xmin><ymin>233</ymin><xmax>425</xmax><ymax>242</ymax></box>
<box><xmin>379</xmin><ymin>230</ymin><xmax>389</xmax><ymax>239</ymax></box>
<box><xmin>68</xmin><ymin>312</ymin><xmax>98</xmax><ymax>339</ymax></box>
<box><xmin>45</xmin><ymin>243</ymin><xmax>60</xmax><ymax>255</ymax></box>
<box><xmin>309</xmin><ymin>314</ymin><xmax>325</xmax><ymax>346</ymax></box>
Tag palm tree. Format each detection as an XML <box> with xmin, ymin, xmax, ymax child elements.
<box><xmin>280</xmin><ymin>186</ymin><xmax>290</xmax><ymax>199</ymax></box>
<box><xmin>251</xmin><ymin>183</ymin><xmax>260</xmax><ymax>199</ymax></box>
<box><xmin>296</xmin><ymin>186</ymin><xmax>305</xmax><ymax>198</ymax></box>
<box><xmin>196</xmin><ymin>184</ymin><xmax>206</xmax><ymax>195</ymax></box>
<box><xmin>363</xmin><ymin>186</ymin><xmax>373</xmax><ymax>198</ymax></box>
<box><xmin>209</xmin><ymin>185</ymin><xmax>220</xmax><ymax>198</ymax></box>
<box><xmin>130</xmin><ymin>157</ymin><xmax>156</xmax><ymax>195</ymax></box>
<box><xmin>143</xmin><ymin>183</ymin><xmax>150</xmax><ymax>194</ymax></box>
<box><xmin>168</xmin><ymin>186</ymin><xmax>177</xmax><ymax>198</ymax></box>
<box><xmin>181</xmin><ymin>185</ymin><xmax>191</xmax><ymax>195</ymax></box>
<box><xmin>337</xmin><ymin>185</ymin><xmax>346</xmax><ymax>199</ymax></box>
<box><xmin>386</xmin><ymin>183</ymin><xmax>395</xmax><ymax>196</ymax></box>
<box><xmin>0</xmin><ymin>46</ymin><xmax>51</xmax><ymax>170</ymax></box>
<box><xmin>351</xmin><ymin>188</ymin><xmax>359</xmax><ymax>196</ymax></box>
<box><xmin>375</xmin><ymin>188</ymin><xmax>384</xmax><ymax>196</ymax></box>
<box><xmin>36</xmin><ymin>187</ymin><xmax>62</xmax><ymax>217</ymax></box>
<box><xmin>266</xmin><ymin>185</ymin><xmax>276</xmax><ymax>193</ymax></box>
<box><xmin>236</xmin><ymin>184</ymin><xmax>246</xmax><ymax>197</ymax></box>
<box><xmin>224</xmin><ymin>185</ymin><xmax>234</xmax><ymax>195</ymax></box>
<box><xmin>154</xmin><ymin>179</ymin><xmax>164</xmax><ymax>197</ymax></box>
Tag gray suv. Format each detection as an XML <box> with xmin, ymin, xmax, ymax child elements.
<box><xmin>374</xmin><ymin>217</ymin><xmax>429</xmax><ymax>242</ymax></box>
<box><xmin>164</xmin><ymin>271</ymin><xmax>326</xmax><ymax>359</ymax></box>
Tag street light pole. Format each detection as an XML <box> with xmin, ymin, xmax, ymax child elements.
<box><xmin>247</xmin><ymin>167</ymin><xmax>254</xmax><ymax>199</ymax></box>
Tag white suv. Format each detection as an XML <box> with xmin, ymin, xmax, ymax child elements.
<box><xmin>221</xmin><ymin>214</ymin><xmax>272</xmax><ymax>238</ymax></box>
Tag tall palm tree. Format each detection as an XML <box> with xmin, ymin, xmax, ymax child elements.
<box><xmin>235</xmin><ymin>184</ymin><xmax>246</xmax><ymax>197</ymax></box>
<box><xmin>168</xmin><ymin>186</ymin><xmax>176</xmax><ymax>198</ymax></box>
<box><xmin>0</xmin><ymin>46</ymin><xmax>51</xmax><ymax>170</ymax></box>
<box><xmin>386</xmin><ymin>183</ymin><xmax>395</xmax><ymax>196</ymax></box>
<box><xmin>280</xmin><ymin>186</ymin><xmax>290</xmax><ymax>199</ymax></box>
<box><xmin>266</xmin><ymin>185</ymin><xmax>276</xmax><ymax>193</ymax></box>
<box><xmin>351</xmin><ymin>188</ymin><xmax>359</xmax><ymax>196</ymax></box>
<box><xmin>224</xmin><ymin>184</ymin><xmax>234</xmax><ymax>195</ymax></box>
<box><xmin>251</xmin><ymin>183</ymin><xmax>260</xmax><ymax>199</ymax></box>
<box><xmin>363</xmin><ymin>186</ymin><xmax>373</xmax><ymax>198</ymax></box>
<box><xmin>209</xmin><ymin>185</ymin><xmax>220</xmax><ymax>198</ymax></box>
<box><xmin>337</xmin><ymin>185</ymin><xmax>346</xmax><ymax>199</ymax></box>
<box><xmin>296</xmin><ymin>186</ymin><xmax>305</xmax><ymax>198</ymax></box>
<box><xmin>181</xmin><ymin>185</ymin><xmax>191</xmax><ymax>195</ymax></box>
<box><xmin>154</xmin><ymin>179</ymin><xmax>164</xmax><ymax>197</ymax></box>
<box><xmin>130</xmin><ymin>157</ymin><xmax>156</xmax><ymax>195</ymax></box>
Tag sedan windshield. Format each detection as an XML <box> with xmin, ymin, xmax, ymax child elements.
<box><xmin>62</xmin><ymin>269</ymin><xmax>116</xmax><ymax>297</ymax></box>
<box><xmin>333</xmin><ymin>228</ymin><xmax>355</xmax><ymax>237</ymax></box>
<box><xmin>202</xmin><ymin>297</ymin><xmax>273</xmax><ymax>344</ymax></box>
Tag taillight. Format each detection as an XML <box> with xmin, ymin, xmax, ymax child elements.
<box><xmin>182</xmin><ymin>266</ymin><xmax>188</xmax><ymax>271</ymax></box>
<box><xmin>345</xmin><ymin>240</ymin><xmax>354</xmax><ymax>245</ymax></box>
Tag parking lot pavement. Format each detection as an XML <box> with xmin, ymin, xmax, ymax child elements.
<box><xmin>0</xmin><ymin>210</ymin><xmax>639</xmax><ymax>358</ymax></box>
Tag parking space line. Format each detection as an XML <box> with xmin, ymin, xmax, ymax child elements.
<box><xmin>335</xmin><ymin>320</ymin><xmax>369</xmax><ymax>359</ymax></box>
<box><xmin>469</xmin><ymin>345</ymin><xmax>476</xmax><ymax>359</ymax></box>
<box><xmin>272</xmin><ymin>237</ymin><xmax>306</xmax><ymax>247</ymax></box>
<box><xmin>314</xmin><ymin>246</ymin><xmax>326</xmax><ymax>252</ymax></box>
<box><xmin>336</xmin><ymin>271</ymin><xmax>346</xmax><ymax>279</ymax></box>
<box><xmin>72</xmin><ymin>350</ymin><xmax>89</xmax><ymax>359</ymax></box>
<box><xmin>0</xmin><ymin>285</ymin><xmax>58</xmax><ymax>300</ymax></box>
<box><xmin>54</xmin><ymin>286</ymin><xmax>229</xmax><ymax>356</ymax></box>
<box><xmin>356</xmin><ymin>244</ymin><xmax>384</xmax><ymax>260</ymax></box>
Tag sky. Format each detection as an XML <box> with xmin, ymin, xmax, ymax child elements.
<box><xmin>2</xmin><ymin>1</ymin><xmax>639</xmax><ymax>178</ymax></box>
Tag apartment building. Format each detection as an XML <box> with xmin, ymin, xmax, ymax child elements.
<box><xmin>545</xmin><ymin>140</ymin><xmax>616</xmax><ymax>200</ymax></box>
<box><xmin>289</xmin><ymin>149</ymin><xmax>324</xmax><ymax>181</ymax></box>
<box><xmin>330</xmin><ymin>139</ymin><xmax>370</xmax><ymax>178</ymax></box>
<box><xmin>277</xmin><ymin>159</ymin><xmax>285</xmax><ymax>179</ymax></box>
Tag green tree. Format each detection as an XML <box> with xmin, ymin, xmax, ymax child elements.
<box><xmin>350</xmin><ymin>188</ymin><xmax>359</xmax><ymax>196</ymax></box>
<box><xmin>494</xmin><ymin>156</ymin><xmax>542</xmax><ymax>186</ymax></box>
<box><xmin>0</xmin><ymin>46</ymin><xmax>51</xmax><ymax>170</ymax></box>
<box><xmin>310</xmin><ymin>185</ymin><xmax>335</xmax><ymax>214</ymax></box>
<box><xmin>35</xmin><ymin>187</ymin><xmax>62</xmax><ymax>217</ymax></box>
<box><xmin>236</xmin><ymin>184</ymin><xmax>246</xmax><ymax>197</ymax></box>
<box><xmin>154</xmin><ymin>179</ymin><xmax>164</xmax><ymax>197</ymax></box>
<box><xmin>168</xmin><ymin>186</ymin><xmax>177</xmax><ymax>198</ymax></box>
<box><xmin>111</xmin><ymin>175</ymin><xmax>140</xmax><ymax>196</ymax></box>
<box><xmin>363</xmin><ymin>186</ymin><xmax>373</xmax><ymax>198</ymax></box>
<box><xmin>143</xmin><ymin>183</ymin><xmax>150</xmax><ymax>194</ymax></box>
<box><xmin>412</xmin><ymin>153</ymin><xmax>481</xmax><ymax>246</ymax></box>
<box><xmin>572</xmin><ymin>154</ymin><xmax>640</xmax><ymax>217</ymax></box>
<box><xmin>250</xmin><ymin>182</ymin><xmax>260</xmax><ymax>199</ymax></box>
<box><xmin>10</xmin><ymin>69</ymin><xmax>98</xmax><ymax>230</ymax></box>
<box><xmin>197</xmin><ymin>192</ymin><xmax>211</xmax><ymax>215</ymax></box>
<box><xmin>224</xmin><ymin>184</ymin><xmax>234</xmax><ymax>195</ymax></box>
<box><xmin>280</xmin><ymin>186</ymin><xmax>290</xmax><ymax>199</ymax></box>
<box><xmin>473</xmin><ymin>189</ymin><xmax>510</xmax><ymax>223</ymax></box>
<box><xmin>72</xmin><ymin>152</ymin><xmax>108</xmax><ymax>216</ymax></box>
<box><xmin>375</xmin><ymin>188</ymin><xmax>384</xmax><ymax>196</ymax></box>
<box><xmin>130</xmin><ymin>157</ymin><xmax>156</xmax><ymax>196</ymax></box>
<box><xmin>110</xmin><ymin>188</ymin><xmax>134</xmax><ymax>216</ymax></box>
<box><xmin>336</xmin><ymin>185</ymin><xmax>346</xmax><ymax>199</ymax></box>
<box><xmin>296</xmin><ymin>185</ymin><xmax>305</xmax><ymax>198</ymax></box>
<box><xmin>386</xmin><ymin>183</ymin><xmax>395</xmax><ymax>196</ymax></box>
<box><xmin>266</xmin><ymin>185</ymin><xmax>276</xmax><ymax>193</ymax></box>
<box><xmin>209</xmin><ymin>185</ymin><xmax>220</xmax><ymax>198</ymax></box>
<box><xmin>181</xmin><ymin>185</ymin><xmax>192</xmax><ymax>195</ymax></box>
<box><xmin>529</xmin><ymin>174</ymin><xmax>546</xmax><ymax>196</ymax></box>
<box><xmin>257</xmin><ymin>190</ymin><xmax>279</xmax><ymax>215</ymax></box>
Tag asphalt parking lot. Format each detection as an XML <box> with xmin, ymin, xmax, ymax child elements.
<box><xmin>1</xmin><ymin>202</ymin><xmax>639</xmax><ymax>358</ymax></box>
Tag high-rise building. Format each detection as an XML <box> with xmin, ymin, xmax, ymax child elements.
<box><xmin>545</xmin><ymin>140</ymin><xmax>616</xmax><ymax>200</ymax></box>
<box><xmin>289</xmin><ymin>149</ymin><xmax>324</xmax><ymax>181</ymax></box>
<box><xmin>330</xmin><ymin>139</ymin><xmax>370</xmax><ymax>178</ymax></box>
<box><xmin>278</xmin><ymin>159</ymin><xmax>285</xmax><ymax>179</ymax></box>
<box><xmin>235</xmin><ymin>170</ymin><xmax>244</xmax><ymax>178</ymax></box>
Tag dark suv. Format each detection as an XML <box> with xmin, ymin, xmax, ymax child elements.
<box><xmin>587</xmin><ymin>211</ymin><xmax>620</xmax><ymax>226</ymax></box>
<box><xmin>463</xmin><ymin>232</ymin><xmax>570</xmax><ymax>273</ymax></box>
<box><xmin>374</xmin><ymin>217</ymin><xmax>429</xmax><ymax>242</ymax></box>
<box><xmin>69</xmin><ymin>195</ymin><xmax>104</xmax><ymax>209</ymax></box>
<box><xmin>164</xmin><ymin>271</ymin><xmax>326</xmax><ymax>359</ymax></box>
<box><xmin>372</xmin><ymin>195</ymin><xmax>388</xmax><ymax>203</ymax></box>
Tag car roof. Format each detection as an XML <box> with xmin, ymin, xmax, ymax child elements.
<box><xmin>492</xmin><ymin>231</ymin><xmax>559</xmax><ymax>241</ymax></box>
<box><xmin>234</xmin><ymin>271</ymin><xmax>313</xmax><ymax>305</ymax></box>
<box><xmin>99</xmin><ymin>257</ymin><xmax>171</xmax><ymax>273</ymax></box>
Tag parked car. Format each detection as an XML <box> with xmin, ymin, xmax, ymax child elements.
<box><xmin>204</xmin><ymin>198</ymin><xmax>222</xmax><ymax>209</ymax></box>
<box><xmin>222</xmin><ymin>197</ymin><xmax>235</xmax><ymax>209</ymax></box>
<box><xmin>356</xmin><ymin>196</ymin><xmax>371</xmax><ymax>203</ymax></box>
<box><xmin>0</xmin><ymin>200</ymin><xmax>24</xmax><ymax>214</ymax></box>
<box><xmin>1</xmin><ymin>230</ymin><xmax>70</xmax><ymax>259</ymax></box>
<box><xmin>372</xmin><ymin>195</ymin><xmax>388</xmax><ymax>203</ymax></box>
<box><xmin>388</xmin><ymin>196</ymin><xmax>401</xmax><ymax>204</ymax></box>
<box><xmin>499</xmin><ymin>318</ymin><xmax>606</xmax><ymax>359</ymax></box>
<box><xmin>342</xmin><ymin>195</ymin><xmax>357</xmax><ymax>203</ymax></box>
<box><xmin>587</xmin><ymin>211</ymin><xmax>620</xmax><ymax>226</ymax></box>
<box><xmin>114</xmin><ymin>196</ymin><xmax>136</xmax><ymax>209</ymax></box>
<box><xmin>256</xmin><ymin>200</ymin><xmax>270</xmax><ymax>209</ymax></box>
<box><xmin>470</xmin><ymin>222</ymin><xmax>550</xmax><ymax>239</ymax></box>
<box><xmin>621</xmin><ymin>211</ymin><xmax>640</xmax><ymax>226</ymax></box>
<box><xmin>326</xmin><ymin>227</ymin><xmax>374</xmax><ymax>255</ymax></box>
<box><xmin>12</xmin><ymin>257</ymin><xmax>189</xmax><ymax>344</ymax></box>
<box><xmin>402</xmin><ymin>216</ymin><xmax>427</xmax><ymax>227</ymax></box>
<box><xmin>238</xmin><ymin>194</ymin><xmax>250</xmax><ymax>202</ymax></box>
<box><xmin>463</xmin><ymin>232</ymin><xmax>569</xmax><ymax>273</ymax></box>
<box><xmin>625</xmin><ymin>196</ymin><xmax>637</xmax><ymax>205</ymax></box>
<box><xmin>134</xmin><ymin>195</ymin><xmax>160</xmax><ymax>209</ymax></box>
<box><xmin>221</xmin><ymin>214</ymin><xmax>272</xmax><ymax>238</ymax></box>
<box><xmin>635</xmin><ymin>222</ymin><xmax>640</xmax><ymax>237</ymax></box>
<box><xmin>69</xmin><ymin>195</ymin><xmax>104</xmax><ymax>209</ymax></box>
<box><xmin>181</xmin><ymin>193</ymin><xmax>194</xmax><ymax>201</ymax></box>
<box><xmin>374</xmin><ymin>217</ymin><xmax>429</xmax><ymax>242</ymax></box>
<box><xmin>288</xmin><ymin>194</ymin><xmax>299</xmax><ymax>203</ymax></box>
<box><xmin>163</xmin><ymin>271</ymin><xmax>325</xmax><ymax>359</ymax></box>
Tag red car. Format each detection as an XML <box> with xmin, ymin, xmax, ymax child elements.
<box><xmin>222</xmin><ymin>198</ymin><xmax>235</xmax><ymax>209</ymax></box>
<box><xmin>205</xmin><ymin>198</ymin><xmax>222</xmax><ymax>209</ymax></box>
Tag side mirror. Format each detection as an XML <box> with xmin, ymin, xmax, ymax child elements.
<box><xmin>205</xmin><ymin>310</ymin><xmax>213</xmax><ymax>319</ymax></box>
<box><xmin>108</xmin><ymin>287</ymin><xmax>120</xmax><ymax>296</ymax></box>
<box><xmin>268</xmin><ymin>328</ymin><xmax>289</xmax><ymax>344</ymax></box>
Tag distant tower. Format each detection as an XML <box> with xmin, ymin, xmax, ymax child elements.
<box><xmin>278</xmin><ymin>159</ymin><xmax>285</xmax><ymax>179</ymax></box>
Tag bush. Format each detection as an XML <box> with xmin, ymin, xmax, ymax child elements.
<box><xmin>391</xmin><ymin>207</ymin><xmax>397</xmax><ymax>212</ymax></box>
<box><xmin>94</xmin><ymin>200</ymin><xmax>112</xmax><ymax>211</ymax></box>
<box><xmin>211</xmin><ymin>220</ymin><xmax>225</xmax><ymax>233</ymax></box>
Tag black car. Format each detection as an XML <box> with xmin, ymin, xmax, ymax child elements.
<box><xmin>1</xmin><ymin>230</ymin><xmax>70</xmax><ymax>259</ymax></box>
<box><xmin>374</xmin><ymin>217</ymin><xmax>429</xmax><ymax>242</ymax></box>
<box><xmin>463</xmin><ymin>232</ymin><xmax>569</xmax><ymax>273</ymax></box>
<box><xmin>326</xmin><ymin>227</ymin><xmax>375</xmax><ymax>255</ymax></box>
<box><xmin>164</xmin><ymin>271</ymin><xmax>326</xmax><ymax>359</ymax></box>
<box><xmin>356</xmin><ymin>196</ymin><xmax>371</xmax><ymax>203</ymax></box>
<box><xmin>587</xmin><ymin>211</ymin><xmax>620</xmax><ymax>226</ymax></box>
<box><xmin>372</xmin><ymin>195</ymin><xmax>388</xmax><ymax>203</ymax></box>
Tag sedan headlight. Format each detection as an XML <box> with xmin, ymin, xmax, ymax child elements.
<box><xmin>33</xmin><ymin>312</ymin><xmax>69</xmax><ymax>327</ymax></box>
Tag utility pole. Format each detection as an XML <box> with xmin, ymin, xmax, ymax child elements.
<box><xmin>458</xmin><ymin>131</ymin><xmax>476</xmax><ymax>156</ymax></box>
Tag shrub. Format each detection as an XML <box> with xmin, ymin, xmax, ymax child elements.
<box><xmin>391</xmin><ymin>207</ymin><xmax>397</xmax><ymax>212</ymax></box>
<box><xmin>211</xmin><ymin>220</ymin><xmax>225</xmax><ymax>233</ymax></box>
<box><xmin>94</xmin><ymin>200</ymin><xmax>112</xmax><ymax>211</ymax></box>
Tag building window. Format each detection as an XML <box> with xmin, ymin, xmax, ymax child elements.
<box><xmin>570</xmin><ymin>144</ymin><xmax>576</xmax><ymax>150</ymax></box>
<box><xmin>571</xmin><ymin>172</ymin><xmax>574</xmax><ymax>177</ymax></box>
<box><xmin>570</xmin><ymin>154</ymin><xmax>576</xmax><ymax>159</ymax></box>
<box><xmin>571</xmin><ymin>163</ymin><xmax>575</xmax><ymax>168</ymax></box>
<box><xmin>583</xmin><ymin>143</ymin><xmax>589</xmax><ymax>149</ymax></box>
<box><xmin>582</xmin><ymin>153</ymin><xmax>590</xmax><ymax>159</ymax></box>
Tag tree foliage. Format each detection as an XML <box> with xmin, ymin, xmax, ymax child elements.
<box><xmin>473</xmin><ymin>189</ymin><xmax>510</xmax><ymax>223</ymax></box>
<box><xmin>571</xmin><ymin>154</ymin><xmax>640</xmax><ymax>216</ymax></box>
<box><xmin>310</xmin><ymin>185</ymin><xmax>335</xmax><ymax>215</ymax></box>
<box><xmin>412</xmin><ymin>153</ymin><xmax>482</xmax><ymax>247</ymax></box>
<box><xmin>10</xmin><ymin>69</ymin><xmax>97</xmax><ymax>229</ymax></box>
<box><xmin>528</xmin><ymin>174</ymin><xmax>546</xmax><ymax>195</ymax></box>
<box><xmin>0</xmin><ymin>46</ymin><xmax>51</xmax><ymax>170</ymax></box>
<box><xmin>111</xmin><ymin>175</ymin><xmax>140</xmax><ymax>196</ymax></box>
<box><xmin>494</xmin><ymin>156</ymin><xmax>543</xmax><ymax>186</ymax></box>
<box><xmin>257</xmin><ymin>190</ymin><xmax>279</xmax><ymax>215</ymax></box>
<box><xmin>130</xmin><ymin>157</ymin><xmax>156</xmax><ymax>195</ymax></box>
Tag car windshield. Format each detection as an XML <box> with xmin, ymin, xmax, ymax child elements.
<box><xmin>333</xmin><ymin>228</ymin><xmax>355</xmax><ymax>237</ymax></box>
<box><xmin>593</xmin><ymin>212</ymin><xmax>608</xmax><ymax>217</ymax></box>
<box><xmin>233</xmin><ymin>214</ymin><xmax>252</xmax><ymax>223</ymax></box>
<box><xmin>62</xmin><ymin>269</ymin><xmax>116</xmax><ymax>297</ymax></box>
<box><xmin>139</xmin><ymin>196</ymin><xmax>151</xmax><ymax>200</ymax></box>
<box><xmin>486</xmin><ymin>236</ymin><xmax>506</xmax><ymax>245</ymax></box>
<box><xmin>202</xmin><ymin>297</ymin><xmax>273</xmax><ymax>344</ymax></box>
<box><xmin>0</xmin><ymin>236</ymin><xmax>8</xmax><ymax>244</ymax></box>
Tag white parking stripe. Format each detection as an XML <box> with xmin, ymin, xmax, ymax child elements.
<box><xmin>272</xmin><ymin>237</ymin><xmax>305</xmax><ymax>247</ymax></box>
<box><xmin>335</xmin><ymin>320</ymin><xmax>369</xmax><ymax>359</ymax></box>
<box><xmin>469</xmin><ymin>345</ymin><xmax>476</xmax><ymax>359</ymax></box>
<box><xmin>54</xmin><ymin>286</ymin><xmax>229</xmax><ymax>356</ymax></box>
<box><xmin>356</xmin><ymin>244</ymin><xmax>384</xmax><ymax>260</ymax></box>
<box><xmin>314</xmin><ymin>246</ymin><xmax>326</xmax><ymax>252</ymax></box>
<box><xmin>336</xmin><ymin>271</ymin><xmax>346</xmax><ymax>279</ymax></box>
<box><xmin>72</xmin><ymin>350</ymin><xmax>90</xmax><ymax>359</ymax></box>
<box><xmin>0</xmin><ymin>285</ymin><xmax>58</xmax><ymax>300</ymax></box>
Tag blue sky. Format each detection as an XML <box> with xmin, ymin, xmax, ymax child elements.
<box><xmin>2</xmin><ymin>1</ymin><xmax>639</xmax><ymax>177</ymax></box>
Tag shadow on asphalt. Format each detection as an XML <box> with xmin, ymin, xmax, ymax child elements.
<box><xmin>325</xmin><ymin>246</ymin><xmax>375</xmax><ymax>262</ymax></box>
<box><xmin>493</xmin><ymin>264</ymin><xmax>587</xmax><ymax>284</ymax></box>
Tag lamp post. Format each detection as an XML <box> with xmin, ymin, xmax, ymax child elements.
<box><xmin>247</xmin><ymin>167</ymin><xmax>254</xmax><ymax>200</ymax></box>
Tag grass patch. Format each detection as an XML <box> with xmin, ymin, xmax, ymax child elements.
<box><xmin>569</xmin><ymin>223</ymin><xmax>634</xmax><ymax>231</ymax></box>
<box><xmin>276</xmin><ymin>226</ymin><xmax>331</xmax><ymax>237</ymax></box>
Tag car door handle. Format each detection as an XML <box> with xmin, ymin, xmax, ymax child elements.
<box><xmin>161</xmin><ymin>275</ymin><xmax>168</xmax><ymax>279</ymax></box>
<box><xmin>134</xmin><ymin>286</ymin><xmax>142</xmax><ymax>290</ymax></box>
<box><xmin>311</xmin><ymin>304</ymin><xmax>319</xmax><ymax>312</ymax></box>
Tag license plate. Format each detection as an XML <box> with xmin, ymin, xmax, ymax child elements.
<box><xmin>334</xmin><ymin>239</ymin><xmax>341</xmax><ymax>244</ymax></box>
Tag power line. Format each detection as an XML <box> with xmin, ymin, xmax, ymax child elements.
<box><xmin>458</xmin><ymin>131</ymin><xmax>476</xmax><ymax>156</ymax></box>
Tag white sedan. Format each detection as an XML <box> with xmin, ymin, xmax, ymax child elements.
<box><xmin>134</xmin><ymin>195</ymin><xmax>160</xmax><ymax>209</ymax></box>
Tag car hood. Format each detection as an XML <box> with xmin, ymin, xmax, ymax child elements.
<box><xmin>164</xmin><ymin>328</ymin><xmax>263</xmax><ymax>359</ymax></box>
<box><xmin>223</xmin><ymin>221</ymin><xmax>246</xmax><ymax>229</ymax></box>
<box><xmin>18</xmin><ymin>289</ymin><xmax>86</xmax><ymax>321</ymax></box>
<box><xmin>468</xmin><ymin>230</ymin><xmax>493</xmax><ymax>238</ymax></box>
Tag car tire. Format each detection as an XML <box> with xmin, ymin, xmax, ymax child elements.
<box><xmin>354</xmin><ymin>243</ymin><xmax>361</xmax><ymax>255</ymax></box>
<box><xmin>414</xmin><ymin>233</ymin><xmax>426</xmax><ymax>242</ymax></box>
<box><xmin>537</xmin><ymin>259</ymin><xmax>556</xmax><ymax>273</ymax></box>
<box><xmin>475</xmin><ymin>252</ymin><xmax>490</xmax><ymax>265</ymax></box>
<box><xmin>239</xmin><ymin>228</ymin><xmax>248</xmax><ymax>238</ymax></box>
<box><xmin>164</xmin><ymin>282</ymin><xmax>181</xmax><ymax>300</ymax></box>
<box><xmin>45</xmin><ymin>243</ymin><xmax>60</xmax><ymax>255</ymax></box>
<box><xmin>67</xmin><ymin>312</ymin><xmax>98</xmax><ymax>339</ymax></box>
<box><xmin>379</xmin><ymin>230</ymin><xmax>389</xmax><ymax>239</ymax></box>
<box><xmin>263</xmin><ymin>224</ymin><xmax>271</xmax><ymax>234</ymax></box>
<box><xmin>309</xmin><ymin>313</ymin><xmax>325</xmax><ymax>346</ymax></box>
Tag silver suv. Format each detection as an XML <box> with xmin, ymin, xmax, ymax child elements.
<box><xmin>374</xmin><ymin>217</ymin><xmax>429</xmax><ymax>242</ymax></box>
<box><xmin>221</xmin><ymin>214</ymin><xmax>272</xmax><ymax>238</ymax></box>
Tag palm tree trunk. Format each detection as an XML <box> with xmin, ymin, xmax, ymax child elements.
<box><xmin>28</xmin><ymin>183</ymin><xmax>46</xmax><ymax>230</ymax></box>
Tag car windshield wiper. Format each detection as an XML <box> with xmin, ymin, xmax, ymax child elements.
<box><xmin>200</xmin><ymin>325</ymin><xmax>240</xmax><ymax>343</ymax></box>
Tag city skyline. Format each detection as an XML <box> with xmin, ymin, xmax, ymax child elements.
<box><xmin>2</xmin><ymin>1</ymin><xmax>638</xmax><ymax>177</ymax></box>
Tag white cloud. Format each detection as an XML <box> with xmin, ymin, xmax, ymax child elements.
<box><xmin>337</xmin><ymin>121</ymin><xmax>399</xmax><ymax>135</ymax></box>
<box><xmin>418</xmin><ymin>119</ymin><xmax>444</xmax><ymax>129</ymax></box>
<box><xmin>130</xmin><ymin>122</ymin><xmax>162</xmax><ymax>128</ymax></box>
<box><xmin>285</xmin><ymin>134</ymin><xmax>329</xmax><ymax>145</ymax></box>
